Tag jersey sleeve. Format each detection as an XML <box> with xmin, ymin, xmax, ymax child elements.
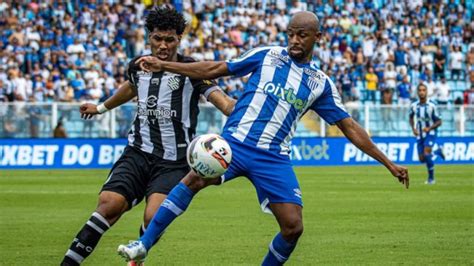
<box><xmin>226</xmin><ymin>47</ymin><xmax>271</xmax><ymax>77</ymax></box>
<box><xmin>126</xmin><ymin>57</ymin><xmax>141</xmax><ymax>89</ymax></box>
<box><xmin>310</xmin><ymin>78</ymin><xmax>350</xmax><ymax>125</ymax></box>
<box><xmin>190</xmin><ymin>78</ymin><xmax>220</xmax><ymax>99</ymax></box>
<box><xmin>181</xmin><ymin>56</ymin><xmax>221</xmax><ymax>99</ymax></box>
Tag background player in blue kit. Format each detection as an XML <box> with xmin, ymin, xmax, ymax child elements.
<box><xmin>118</xmin><ymin>11</ymin><xmax>409</xmax><ymax>265</ymax></box>
<box><xmin>409</xmin><ymin>84</ymin><xmax>444</xmax><ymax>185</ymax></box>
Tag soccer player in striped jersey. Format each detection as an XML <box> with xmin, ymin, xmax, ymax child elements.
<box><xmin>60</xmin><ymin>7</ymin><xmax>235</xmax><ymax>266</ymax></box>
<box><xmin>409</xmin><ymin>83</ymin><xmax>444</xmax><ymax>185</ymax></box>
<box><xmin>118</xmin><ymin>11</ymin><xmax>409</xmax><ymax>265</ymax></box>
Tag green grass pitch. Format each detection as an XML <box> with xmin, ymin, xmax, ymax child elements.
<box><xmin>0</xmin><ymin>165</ymin><xmax>472</xmax><ymax>265</ymax></box>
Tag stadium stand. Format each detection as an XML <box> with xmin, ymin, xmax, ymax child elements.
<box><xmin>0</xmin><ymin>0</ymin><xmax>472</xmax><ymax>138</ymax></box>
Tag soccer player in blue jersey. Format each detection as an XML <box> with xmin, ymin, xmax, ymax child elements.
<box><xmin>409</xmin><ymin>83</ymin><xmax>444</xmax><ymax>185</ymax></box>
<box><xmin>118</xmin><ymin>11</ymin><xmax>409</xmax><ymax>265</ymax></box>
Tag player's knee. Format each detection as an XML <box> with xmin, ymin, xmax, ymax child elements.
<box><xmin>96</xmin><ymin>192</ymin><xmax>128</xmax><ymax>225</ymax></box>
<box><xmin>281</xmin><ymin>219</ymin><xmax>304</xmax><ymax>242</ymax></box>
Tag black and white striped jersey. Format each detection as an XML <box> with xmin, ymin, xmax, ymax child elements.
<box><xmin>126</xmin><ymin>54</ymin><xmax>219</xmax><ymax>161</ymax></box>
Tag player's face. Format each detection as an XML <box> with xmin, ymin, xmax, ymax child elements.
<box><xmin>149</xmin><ymin>29</ymin><xmax>180</xmax><ymax>61</ymax></box>
<box><xmin>287</xmin><ymin>26</ymin><xmax>320</xmax><ymax>62</ymax></box>
<box><xmin>418</xmin><ymin>85</ymin><xmax>427</xmax><ymax>100</ymax></box>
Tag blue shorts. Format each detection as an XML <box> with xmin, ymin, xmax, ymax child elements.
<box><xmin>417</xmin><ymin>135</ymin><xmax>436</xmax><ymax>155</ymax></box>
<box><xmin>221</xmin><ymin>135</ymin><xmax>302</xmax><ymax>214</ymax></box>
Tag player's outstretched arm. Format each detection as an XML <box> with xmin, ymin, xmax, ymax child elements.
<box><xmin>136</xmin><ymin>56</ymin><xmax>230</xmax><ymax>80</ymax></box>
<box><xmin>336</xmin><ymin>117</ymin><xmax>409</xmax><ymax>188</ymax></box>
<box><xmin>80</xmin><ymin>81</ymin><xmax>136</xmax><ymax>119</ymax></box>
<box><xmin>207</xmin><ymin>90</ymin><xmax>236</xmax><ymax>116</ymax></box>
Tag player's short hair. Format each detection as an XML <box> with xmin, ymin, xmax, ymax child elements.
<box><xmin>417</xmin><ymin>83</ymin><xmax>427</xmax><ymax>91</ymax></box>
<box><xmin>145</xmin><ymin>6</ymin><xmax>187</xmax><ymax>35</ymax></box>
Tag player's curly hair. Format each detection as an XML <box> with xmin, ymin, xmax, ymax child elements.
<box><xmin>145</xmin><ymin>6</ymin><xmax>187</xmax><ymax>35</ymax></box>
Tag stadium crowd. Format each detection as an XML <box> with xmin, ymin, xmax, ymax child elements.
<box><xmin>0</xmin><ymin>0</ymin><xmax>473</xmax><ymax>107</ymax></box>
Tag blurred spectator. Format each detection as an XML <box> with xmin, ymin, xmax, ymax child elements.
<box><xmin>435</xmin><ymin>76</ymin><xmax>450</xmax><ymax>105</ymax></box>
<box><xmin>339</xmin><ymin>68</ymin><xmax>353</xmax><ymax>102</ymax></box>
<box><xmin>449</xmin><ymin>45</ymin><xmax>464</xmax><ymax>81</ymax></box>
<box><xmin>0</xmin><ymin>0</ymin><xmax>471</xmax><ymax>109</ymax></box>
<box><xmin>424</xmin><ymin>75</ymin><xmax>437</xmax><ymax>100</ymax></box>
<box><xmin>397</xmin><ymin>75</ymin><xmax>411</xmax><ymax>106</ymax></box>
<box><xmin>433</xmin><ymin>48</ymin><xmax>446</xmax><ymax>80</ymax></box>
<box><xmin>464</xmin><ymin>85</ymin><xmax>474</xmax><ymax>105</ymax></box>
<box><xmin>53</xmin><ymin>120</ymin><xmax>67</xmax><ymax>138</ymax></box>
<box><xmin>365</xmin><ymin>67</ymin><xmax>378</xmax><ymax>103</ymax></box>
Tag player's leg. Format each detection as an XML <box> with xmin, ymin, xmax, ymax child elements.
<box><xmin>424</xmin><ymin>145</ymin><xmax>435</xmax><ymax>184</ymax></box>
<box><xmin>61</xmin><ymin>147</ymin><xmax>150</xmax><ymax>266</ymax></box>
<box><xmin>117</xmin><ymin>171</ymin><xmax>220</xmax><ymax>261</ymax></box>
<box><xmin>143</xmin><ymin>193</ymin><xmax>167</xmax><ymax>230</ymax></box>
<box><xmin>61</xmin><ymin>191</ymin><xmax>128</xmax><ymax>266</ymax></box>
<box><xmin>126</xmin><ymin>193</ymin><xmax>166</xmax><ymax>266</ymax></box>
<box><xmin>139</xmin><ymin>162</ymin><xmax>191</xmax><ymax>244</ymax></box>
<box><xmin>141</xmin><ymin>172</ymin><xmax>221</xmax><ymax>248</ymax></box>
<box><xmin>245</xmin><ymin>149</ymin><xmax>303</xmax><ymax>265</ymax></box>
<box><xmin>417</xmin><ymin>139</ymin><xmax>425</xmax><ymax>163</ymax></box>
<box><xmin>423</xmin><ymin>136</ymin><xmax>437</xmax><ymax>184</ymax></box>
<box><xmin>262</xmin><ymin>203</ymin><xmax>303</xmax><ymax>266</ymax></box>
<box><xmin>118</xmin><ymin>137</ymin><xmax>246</xmax><ymax>262</ymax></box>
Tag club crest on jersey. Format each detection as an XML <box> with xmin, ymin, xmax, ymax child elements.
<box><xmin>262</xmin><ymin>82</ymin><xmax>307</xmax><ymax>111</ymax></box>
<box><xmin>307</xmin><ymin>77</ymin><xmax>321</xmax><ymax>91</ymax></box>
<box><xmin>167</xmin><ymin>76</ymin><xmax>181</xmax><ymax>91</ymax></box>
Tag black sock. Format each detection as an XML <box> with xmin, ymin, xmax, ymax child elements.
<box><xmin>61</xmin><ymin>212</ymin><xmax>110</xmax><ymax>265</ymax></box>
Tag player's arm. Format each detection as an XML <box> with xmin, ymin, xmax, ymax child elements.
<box><xmin>80</xmin><ymin>81</ymin><xmax>136</xmax><ymax>119</ymax></box>
<box><xmin>336</xmin><ymin>117</ymin><xmax>409</xmax><ymax>188</ymax></box>
<box><xmin>408</xmin><ymin>104</ymin><xmax>418</xmax><ymax>136</ymax></box>
<box><xmin>137</xmin><ymin>56</ymin><xmax>230</xmax><ymax>80</ymax></box>
<box><xmin>423</xmin><ymin>104</ymin><xmax>442</xmax><ymax>132</ymax></box>
<box><xmin>207</xmin><ymin>89</ymin><xmax>236</xmax><ymax>116</ymax></box>
<box><xmin>409</xmin><ymin>115</ymin><xmax>418</xmax><ymax>136</ymax></box>
<box><xmin>424</xmin><ymin>118</ymin><xmax>442</xmax><ymax>133</ymax></box>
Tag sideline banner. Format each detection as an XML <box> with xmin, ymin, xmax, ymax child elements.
<box><xmin>0</xmin><ymin>137</ymin><xmax>472</xmax><ymax>169</ymax></box>
<box><xmin>290</xmin><ymin>137</ymin><xmax>474</xmax><ymax>166</ymax></box>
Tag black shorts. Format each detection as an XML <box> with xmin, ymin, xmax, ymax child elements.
<box><xmin>101</xmin><ymin>146</ymin><xmax>190</xmax><ymax>209</ymax></box>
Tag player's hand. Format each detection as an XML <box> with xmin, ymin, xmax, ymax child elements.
<box><xmin>389</xmin><ymin>164</ymin><xmax>409</xmax><ymax>189</ymax></box>
<box><xmin>423</xmin><ymin>127</ymin><xmax>431</xmax><ymax>133</ymax></box>
<box><xmin>412</xmin><ymin>129</ymin><xmax>419</xmax><ymax>136</ymax></box>
<box><xmin>79</xmin><ymin>103</ymin><xmax>99</xmax><ymax>119</ymax></box>
<box><xmin>136</xmin><ymin>56</ymin><xmax>162</xmax><ymax>72</ymax></box>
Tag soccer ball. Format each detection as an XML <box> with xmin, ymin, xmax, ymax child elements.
<box><xmin>186</xmin><ymin>134</ymin><xmax>232</xmax><ymax>178</ymax></box>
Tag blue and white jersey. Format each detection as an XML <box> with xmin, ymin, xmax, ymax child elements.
<box><xmin>224</xmin><ymin>46</ymin><xmax>350</xmax><ymax>155</ymax></box>
<box><xmin>409</xmin><ymin>100</ymin><xmax>441</xmax><ymax>139</ymax></box>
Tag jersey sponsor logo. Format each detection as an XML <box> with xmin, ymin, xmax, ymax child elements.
<box><xmin>303</xmin><ymin>68</ymin><xmax>324</xmax><ymax>81</ymax></box>
<box><xmin>270</xmin><ymin>57</ymin><xmax>285</xmax><ymax>68</ymax></box>
<box><xmin>137</xmin><ymin>71</ymin><xmax>152</xmax><ymax>77</ymax></box>
<box><xmin>146</xmin><ymin>95</ymin><xmax>158</xmax><ymax>108</ymax></box>
<box><xmin>151</xmin><ymin>78</ymin><xmax>160</xmax><ymax>86</ymax></box>
<box><xmin>270</xmin><ymin>50</ymin><xmax>289</xmax><ymax>63</ymax></box>
<box><xmin>262</xmin><ymin>82</ymin><xmax>307</xmax><ymax>110</ymax></box>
